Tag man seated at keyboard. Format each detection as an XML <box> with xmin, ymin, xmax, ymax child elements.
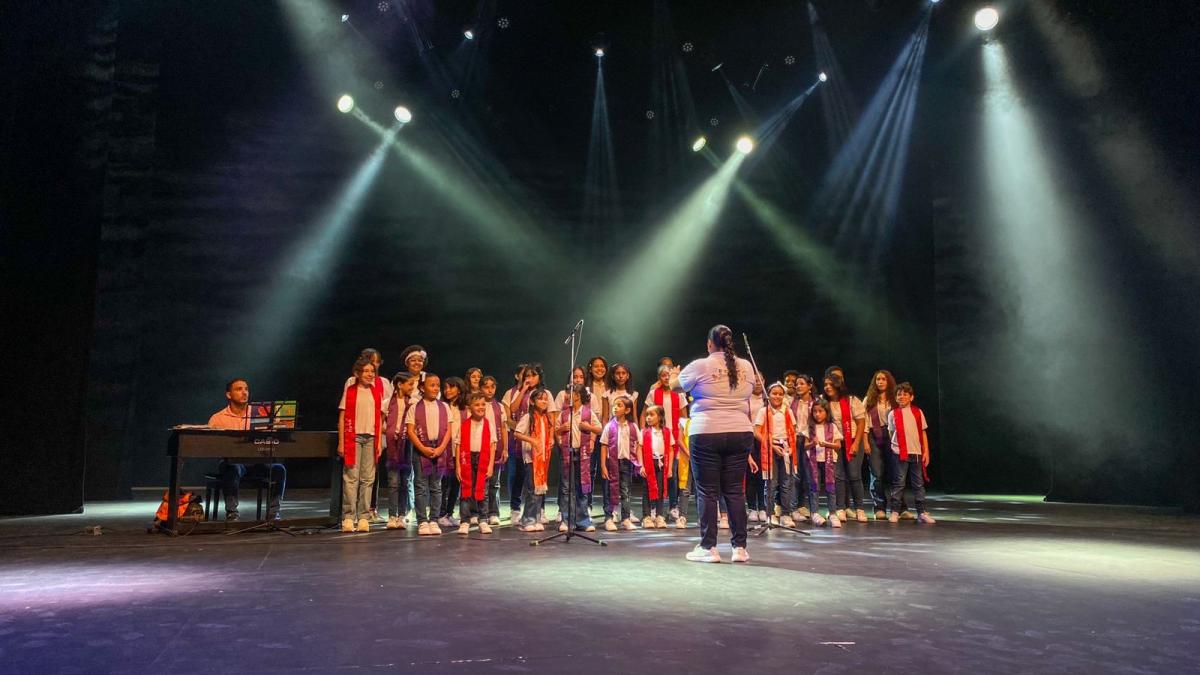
<box><xmin>208</xmin><ymin>378</ymin><xmax>286</xmax><ymax>521</ymax></box>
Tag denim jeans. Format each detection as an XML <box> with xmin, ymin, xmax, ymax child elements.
<box><xmin>459</xmin><ymin>452</ymin><xmax>485</xmax><ymax>521</ymax></box>
<box><xmin>386</xmin><ymin>466</ymin><xmax>410</xmax><ymax>518</ymax></box>
<box><xmin>617</xmin><ymin>459</ymin><xmax>634</xmax><ymax>521</ymax></box>
<box><xmin>219</xmin><ymin>461</ymin><xmax>286</xmax><ymax>517</ymax></box>
<box><xmin>439</xmin><ymin>472</ymin><xmax>459</xmax><ymax>519</ymax></box>
<box><xmin>835</xmin><ymin>449</ymin><xmax>865</xmax><ymax>510</ymax></box>
<box><xmin>506</xmin><ymin>452</ymin><xmax>526</xmax><ymax>513</ymax></box>
<box><xmin>746</xmin><ymin>471</ymin><xmax>764</xmax><ymax>511</ymax></box>
<box><xmin>341</xmin><ymin>434</ymin><xmax>376</xmax><ymax>520</ymax></box>
<box><xmin>518</xmin><ymin>463</ymin><xmax>543</xmax><ymax>526</ymax></box>
<box><xmin>867</xmin><ymin>434</ymin><xmax>890</xmax><ymax>510</ymax></box>
<box><xmin>560</xmin><ymin>448</ymin><xmax>593</xmax><ymax>529</ymax></box>
<box><xmin>890</xmin><ymin>457</ymin><xmax>926</xmax><ymax>514</ymax></box>
<box><xmin>413</xmin><ymin>468</ymin><xmax>442</xmax><ymax>523</ymax></box>
<box><xmin>772</xmin><ymin>454</ymin><xmax>795</xmax><ymax>514</ymax></box>
<box><xmin>690</xmin><ymin>431</ymin><xmax>753</xmax><ymax>549</ymax></box>
<box><xmin>642</xmin><ymin>459</ymin><xmax>666</xmax><ymax>519</ymax></box>
<box><xmin>602</xmin><ymin>454</ymin><xmax>621</xmax><ymax>518</ymax></box>
<box><xmin>486</xmin><ymin>460</ymin><xmax>502</xmax><ymax>518</ymax></box>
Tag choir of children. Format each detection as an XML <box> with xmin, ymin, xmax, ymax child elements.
<box><xmin>335</xmin><ymin>349</ymin><xmax>936</xmax><ymax>534</ymax></box>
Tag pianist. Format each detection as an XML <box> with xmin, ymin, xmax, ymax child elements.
<box><xmin>208</xmin><ymin>378</ymin><xmax>286</xmax><ymax>521</ymax></box>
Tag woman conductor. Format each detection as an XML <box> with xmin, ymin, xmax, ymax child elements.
<box><xmin>674</xmin><ymin>324</ymin><xmax>755</xmax><ymax>563</ymax></box>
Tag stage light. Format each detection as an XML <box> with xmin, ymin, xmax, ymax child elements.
<box><xmin>709</xmin><ymin>117</ymin><xmax>720</xmax><ymax>126</ymax></box>
<box><xmin>736</xmin><ymin>136</ymin><xmax>754</xmax><ymax>154</ymax></box>
<box><xmin>595</xmin><ymin>47</ymin><xmax>605</xmax><ymax>58</ymax></box>
<box><xmin>930</xmin><ymin>0</ymin><xmax>941</xmax><ymax>4</ymax></box>
<box><xmin>373</xmin><ymin>80</ymin><xmax>384</xmax><ymax>90</ymax></box>
<box><xmin>819</xmin><ymin>71</ymin><xmax>828</xmax><ymax>82</ymax></box>
<box><xmin>337</xmin><ymin>94</ymin><xmax>354</xmax><ymax>113</ymax></box>
<box><xmin>377</xmin><ymin>1</ymin><xmax>389</xmax><ymax>12</ymax></box>
<box><xmin>682</xmin><ymin>41</ymin><xmax>694</xmax><ymax>53</ymax></box>
<box><xmin>975</xmin><ymin>7</ymin><xmax>1000</xmax><ymax>31</ymax></box>
<box><xmin>451</xmin><ymin>89</ymin><xmax>461</xmax><ymax>99</ymax></box>
<box><xmin>645</xmin><ymin>110</ymin><xmax>655</xmax><ymax>119</ymax></box>
<box><xmin>784</xmin><ymin>55</ymin><xmax>796</xmax><ymax>66</ymax></box>
<box><xmin>464</xmin><ymin>29</ymin><xmax>475</xmax><ymax>40</ymax></box>
<box><xmin>497</xmin><ymin>17</ymin><xmax>510</xmax><ymax>29</ymax></box>
<box><xmin>711</xmin><ymin>62</ymin><xmax>724</xmax><ymax>72</ymax></box>
<box><xmin>692</xmin><ymin>136</ymin><xmax>707</xmax><ymax>152</ymax></box>
<box><xmin>340</xmin><ymin>14</ymin><xmax>349</xmax><ymax>23</ymax></box>
<box><xmin>394</xmin><ymin>106</ymin><xmax>413</xmax><ymax>123</ymax></box>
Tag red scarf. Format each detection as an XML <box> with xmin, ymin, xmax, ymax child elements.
<box><xmin>639</xmin><ymin>426</ymin><xmax>675</xmax><ymax>501</ymax></box>
<box><xmin>530</xmin><ymin>412</ymin><xmax>552</xmax><ymax>495</ymax></box>
<box><xmin>836</xmin><ymin>397</ymin><xmax>856</xmax><ymax>460</ymax></box>
<box><xmin>652</xmin><ymin>387</ymin><xmax>684</xmax><ymax>429</ymax></box>
<box><xmin>758</xmin><ymin>404</ymin><xmax>797</xmax><ymax>478</ymax></box>
<box><xmin>342</xmin><ymin>381</ymin><xmax>382</xmax><ymax>467</ymax></box>
<box><xmin>457</xmin><ymin>417</ymin><xmax>493</xmax><ymax>502</ymax></box>
<box><xmin>894</xmin><ymin>405</ymin><xmax>930</xmax><ymax>483</ymax></box>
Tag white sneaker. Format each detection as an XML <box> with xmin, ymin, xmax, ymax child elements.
<box><xmin>874</xmin><ymin>510</ymin><xmax>887</xmax><ymax>520</ymax></box>
<box><xmin>830</xmin><ymin>514</ymin><xmax>842</xmax><ymax>528</ymax></box>
<box><xmin>604</xmin><ymin>518</ymin><xmax>617</xmax><ymax>532</ymax></box>
<box><xmin>888</xmin><ymin>512</ymin><xmax>899</xmax><ymax>523</ymax></box>
<box><xmin>488</xmin><ymin>516</ymin><xmax>500</xmax><ymax>526</ymax></box>
<box><xmin>770</xmin><ymin>515</ymin><xmax>781</xmax><ymax>525</ymax></box>
<box><xmin>584</xmin><ymin>524</ymin><xmax>596</xmax><ymax>532</ymax></box>
<box><xmin>856</xmin><ymin>509</ymin><xmax>868</xmax><ymax>523</ymax></box>
<box><xmin>836</xmin><ymin>509</ymin><xmax>846</xmax><ymax>521</ymax></box>
<box><xmin>417</xmin><ymin>522</ymin><xmax>431</xmax><ymax>535</ymax></box>
<box><xmin>781</xmin><ymin>516</ymin><xmax>796</xmax><ymax>528</ymax></box>
<box><xmin>448</xmin><ymin>517</ymin><xmax>460</xmax><ymax>527</ymax></box>
<box><xmin>386</xmin><ymin>516</ymin><xmax>400</xmax><ymax>530</ymax></box>
<box><xmin>469</xmin><ymin>517</ymin><xmax>479</xmax><ymax>525</ymax></box>
<box><xmin>748</xmin><ymin>510</ymin><xmax>759</xmax><ymax>522</ymax></box>
<box><xmin>356</xmin><ymin>518</ymin><xmax>370</xmax><ymax>532</ymax></box>
<box><xmin>534</xmin><ymin>523</ymin><xmax>545</xmax><ymax>531</ymax></box>
<box><xmin>798</xmin><ymin>507</ymin><xmax>810</xmax><ymax>518</ymax></box>
<box><xmin>919</xmin><ymin>513</ymin><xmax>937</xmax><ymax>524</ymax></box>
<box><xmin>340</xmin><ymin>518</ymin><xmax>354</xmax><ymax>533</ymax></box>
<box><xmin>429</xmin><ymin>522</ymin><xmax>443</xmax><ymax>535</ymax></box>
<box><xmin>811</xmin><ymin>513</ymin><xmax>827</xmax><ymax>526</ymax></box>
<box><xmin>719</xmin><ymin>517</ymin><xmax>729</xmax><ymax>530</ymax></box>
<box><xmin>641</xmin><ymin>515</ymin><xmax>654</xmax><ymax>528</ymax></box>
<box><xmin>655</xmin><ymin>516</ymin><xmax>668</xmax><ymax>529</ymax></box>
<box><xmin>791</xmin><ymin>510</ymin><xmax>805</xmax><ymax>522</ymax></box>
<box><xmin>758</xmin><ymin>510</ymin><xmax>768</xmax><ymax>522</ymax></box>
<box><xmin>479</xmin><ymin>522</ymin><xmax>493</xmax><ymax>534</ymax></box>
<box><xmin>621</xmin><ymin>518</ymin><xmax>636</xmax><ymax>531</ymax></box>
<box><xmin>559</xmin><ymin>522</ymin><xmax>568</xmax><ymax>532</ymax></box>
<box><xmin>457</xmin><ymin>522</ymin><xmax>470</xmax><ymax>535</ymax></box>
<box><xmin>731</xmin><ymin>547</ymin><xmax>750</xmax><ymax>563</ymax></box>
<box><xmin>685</xmin><ymin>545</ymin><xmax>721</xmax><ymax>563</ymax></box>
<box><xmin>394</xmin><ymin>515</ymin><xmax>407</xmax><ymax>530</ymax></box>
<box><xmin>675</xmin><ymin>517</ymin><xmax>688</xmax><ymax>528</ymax></box>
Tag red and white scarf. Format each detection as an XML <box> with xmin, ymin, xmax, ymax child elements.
<box><xmin>652</xmin><ymin>386</ymin><xmax>685</xmax><ymax>431</ymax></box>
<box><xmin>835</xmin><ymin>397</ymin><xmax>858</xmax><ymax>460</ymax></box>
<box><xmin>639</xmin><ymin>426</ymin><xmax>675</xmax><ymax>501</ymax></box>
<box><xmin>457</xmin><ymin>417</ymin><xmax>493</xmax><ymax>502</ymax></box>
<box><xmin>759</xmin><ymin>404</ymin><xmax>797</xmax><ymax>478</ymax></box>
<box><xmin>894</xmin><ymin>404</ymin><xmax>930</xmax><ymax>483</ymax></box>
<box><xmin>342</xmin><ymin>382</ymin><xmax>382</xmax><ymax>467</ymax></box>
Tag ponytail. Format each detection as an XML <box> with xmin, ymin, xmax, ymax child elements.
<box><xmin>708</xmin><ymin>324</ymin><xmax>740</xmax><ymax>390</ymax></box>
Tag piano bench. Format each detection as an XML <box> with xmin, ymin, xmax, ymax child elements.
<box><xmin>203</xmin><ymin>474</ymin><xmax>270</xmax><ymax>521</ymax></box>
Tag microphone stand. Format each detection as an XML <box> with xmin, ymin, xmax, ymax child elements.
<box><xmin>532</xmin><ymin>320</ymin><xmax>605</xmax><ymax>547</ymax></box>
<box><xmin>228</xmin><ymin>402</ymin><xmax>295</xmax><ymax>536</ymax></box>
<box><xmin>742</xmin><ymin>333</ymin><xmax>809</xmax><ymax>538</ymax></box>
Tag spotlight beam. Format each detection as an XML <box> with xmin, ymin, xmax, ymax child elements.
<box><xmin>590</xmin><ymin>153</ymin><xmax>747</xmax><ymax>360</ymax></box>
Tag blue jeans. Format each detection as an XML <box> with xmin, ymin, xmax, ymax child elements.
<box><xmin>890</xmin><ymin>457</ymin><xmax>926</xmax><ymax>514</ymax></box>
<box><xmin>219</xmin><ymin>461</ymin><xmax>286</xmax><ymax>517</ymax></box>
<box><xmin>413</xmin><ymin>468</ymin><xmax>442</xmax><ymax>523</ymax></box>
<box><xmin>772</xmin><ymin>454</ymin><xmax>795</xmax><ymax>513</ymax></box>
<box><xmin>690</xmin><ymin>431</ymin><xmax>753</xmax><ymax>549</ymax></box>
<box><xmin>642</xmin><ymin>459</ymin><xmax>666</xmax><ymax>519</ymax></box>
<box><xmin>506</xmin><ymin>452</ymin><xmax>526</xmax><ymax>513</ymax></box>
<box><xmin>519</xmin><ymin>463</ymin><xmax>543</xmax><ymax>526</ymax></box>
<box><xmin>867</xmin><ymin>434</ymin><xmax>892</xmax><ymax>511</ymax></box>
<box><xmin>835</xmin><ymin>449</ymin><xmax>865</xmax><ymax>510</ymax></box>
<box><xmin>561</xmin><ymin>448</ymin><xmax>592</xmax><ymax>529</ymax></box>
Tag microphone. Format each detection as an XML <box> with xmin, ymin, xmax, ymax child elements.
<box><xmin>563</xmin><ymin>319</ymin><xmax>584</xmax><ymax>344</ymax></box>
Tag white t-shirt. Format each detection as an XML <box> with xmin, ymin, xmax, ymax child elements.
<box><xmin>343</xmin><ymin>376</ymin><xmax>393</xmax><ymax>413</ymax></box>
<box><xmin>810</xmin><ymin>422</ymin><xmax>843</xmax><ymax>463</ymax></box>
<box><xmin>677</xmin><ymin>352</ymin><xmax>754</xmax><ymax>435</ymax></box>
<box><xmin>559</xmin><ymin>405</ymin><xmax>595</xmax><ymax>449</ymax></box>
<box><xmin>338</xmin><ymin>384</ymin><xmax>382</xmax><ymax>436</ymax></box>
<box><xmin>515</xmin><ymin>412</ymin><xmax>549</xmax><ymax>463</ymax></box>
<box><xmin>887</xmin><ymin>406</ymin><xmax>928</xmax><ymax>456</ymax></box>
<box><xmin>483</xmin><ymin>401</ymin><xmax>504</xmax><ymax>443</ymax></box>
<box><xmin>462</xmin><ymin>417</ymin><xmax>487</xmax><ymax>453</ymax></box>
<box><xmin>753</xmin><ymin>405</ymin><xmax>792</xmax><ymax>443</ymax></box>
<box><xmin>828</xmin><ymin>396</ymin><xmax>866</xmax><ymax>436</ymax></box>
<box><xmin>606</xmin><ymin>389</ymin><xmax>639</xmax><ymax>415</ymax></box>
<box><xmin>404</xmin><ymin>399</ymin><xmax>446</xmax><ymax>441</ymax></box>
<box><xmin>869</xmin><ymin>400</ymin><xmax>892</xmax><ymax>431</ymax></box>
<box><xmin>648</xmin><ymin>428</ymin><xmax>666</xmax><ymax>460</ymax></box>
<box><xmin>600</xmin><ymin>421</ymin><xmax>639</xmax><ymax>460</ymax></box>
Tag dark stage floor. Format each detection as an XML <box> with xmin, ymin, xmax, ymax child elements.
<box><xmin>1</xmin><ymin>493</ymin><xmax>1197</xmax><ymax>674</ymax></box>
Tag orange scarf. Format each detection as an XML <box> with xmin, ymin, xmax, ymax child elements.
<box><xmin>530</xmin><ymin>413</ymin><xmax>552</xmax><ymax>495</ymax></box>
<box><xmin>758</xmin><ymin>404</ymin><xmax>797</xmax><ymax>478</ymax></box>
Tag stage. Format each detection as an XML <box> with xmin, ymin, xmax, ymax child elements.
<box><xmin>1</xmin><ymin>494</ymin><xmax>1197</xmax><ymax>673</ymax></box>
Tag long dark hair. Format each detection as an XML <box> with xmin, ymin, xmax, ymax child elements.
<box><xmin>443</xmin><ymin>376</ymin><xmax>469</xmax><ymax>410</ymax></box>
<box><xmin>709</xmin><ymin>324</ymin><xmax>739</xmax><ymax>389</ymax></box>
<box><xmin>606</xmin><ymin>362</ymin><xmax>634</xmax><ymax>393</ymax></box>
<box><xmin>863</xmin><ymin>370</ymin><xmax>897</xmax><ymax>409</ymax></box>
<box><xmin>584</xmin><ymin>356</ymin><xmax>608</xmax><ymax>389</ymax></box>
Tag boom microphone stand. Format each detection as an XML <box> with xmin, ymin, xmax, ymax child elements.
<box><xmin>532</xmin><ymin>319</ymin><xmax>606</xmax><ymax>547</ymax></box>
<box><xmin>742</xmin><ymin>334</ymin><xmax>809</xmax><ymax>538</ymax></box>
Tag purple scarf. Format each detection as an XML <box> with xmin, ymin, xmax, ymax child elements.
<box><xmin>414</xmin><ymin>400</ymin><xmax>450</xmax><ymax>477</ymax></box>
<box><xmin>558</xmin><ymin>405</ymin><xmax>595</xmax><ymax>493</ymax></box>
<box><xmin>806</xmin><ymin>421</ymin><xmax>837</xmax><ymax>492</ymax></box>
<box><xmin>386</xmin><ymin>394</ymin><xmax>412</xmax><ymax>470</ymax></box>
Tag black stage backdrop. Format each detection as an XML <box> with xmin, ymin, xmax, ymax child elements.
<box><xmin>2</xmin><ymin>1</ymin><xmax>1196</xmax><ymax>513</ymax></box>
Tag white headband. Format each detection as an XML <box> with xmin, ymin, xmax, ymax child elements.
<box><xmin>405</xmin><ymin>350</ymin><xmax>427</xmax><ymax>363</ymax></box>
